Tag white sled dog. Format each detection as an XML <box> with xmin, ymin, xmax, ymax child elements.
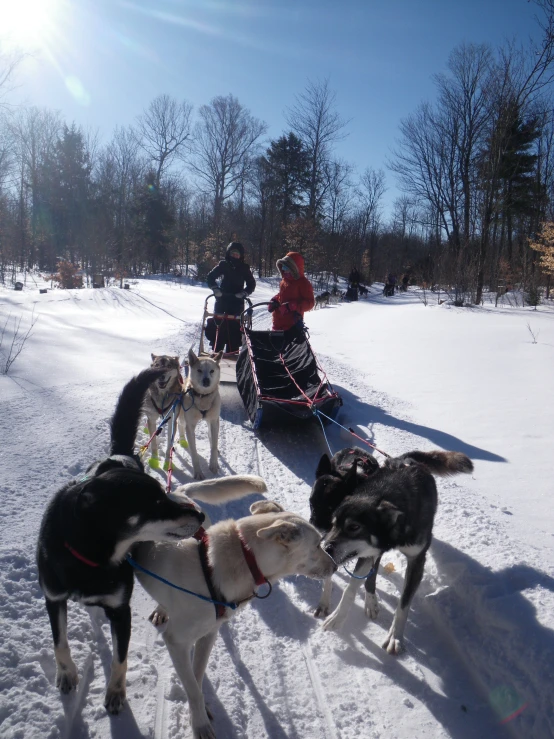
<box><xmin>182</xmin><ymin>347</ymin><xmax>223</xmax><ymax>480</ymax></box>
<box><xmin>133</xmin><ymin>476</ymin><xmax>336</xmax><ymax>739</ymax></box>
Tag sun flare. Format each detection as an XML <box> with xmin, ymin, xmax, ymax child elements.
<box><xmin>1</xmin><ymin>0</ymin><xmax>61</xmax><ymax>50</ymax></box>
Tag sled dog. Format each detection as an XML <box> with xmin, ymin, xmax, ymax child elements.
<box><xmin>133</xmin><ymin>480</ymin><xmax>335</xmax><ymax>739</ymax></box>
<box><xmin>36</xmin><ymin>368</ymin><xmax>206</xmax><ymax>714</ymax></box>
<box><xmin>314</xmin><ymin>291</ymin><xmax>331</xmax><ymax>308</ymax></box>
<box><xmin>144</xmin><ymin>354</ymin><xmax>187</xmax><ymax>469</ymax></box>
<box><xmin>311</xmin><ymin>447</ymin><xmax>473</xmax><ymax>654</ymax></box>
<box><xmin>183</xmin><ymin>347</ymin><xmax>223</xmax><ymax>480</ymax></box>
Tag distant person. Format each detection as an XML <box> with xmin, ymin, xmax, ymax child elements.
<box><xmin>384</xmin><ymin>273</ymin><xmax>397</xmax><ymax>297</ymax></box>
<box><xmin>401</xmin><ymin>274</ymin><xmax>410</xmax><ymax>292</ymax></box>
<box><xmin>348</xmin><ymin>266</ymin><xmax>361</xmax><ymax>287</ymax></box>
<box><xmin>205</xmin><ymin>242</ymin><xmax>256</xmax><ymax>352</ymax></box>
<box><xmin>268</xmin><ymin>252</ymin><xmax>315</xmax><ymax>331</ymax></box>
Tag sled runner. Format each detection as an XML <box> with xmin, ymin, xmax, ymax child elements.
<box><xmin>236</xmin><ymin>303</ymin><xmax>342</xmax><ymax>429</ymax></box>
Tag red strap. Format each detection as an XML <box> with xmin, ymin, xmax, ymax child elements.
<box><xmin>64</xmin><ymin>542</ymin><xmax>100</xmax><ymax>567</ymax></box>
<box><xmin>237</xmin><ymin>530</ymin><xmax>267</xmax><ymax>587</ymax></box>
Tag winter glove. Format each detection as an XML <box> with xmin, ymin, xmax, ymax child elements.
<box><xmin>235</xmin><ymin>290</ymin><xmax>248</xmax><ymax>299</ymax></box>
<box><xmin>212</xmin><ymin>288</ymin><xmax>223</xmax><ymax>298</ymax></box>
<box><xmin>268</xmin><ymin>299</ymin><xmax>280</xmax><ymax>313</ymax></box>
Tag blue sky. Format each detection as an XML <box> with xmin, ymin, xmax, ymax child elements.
<box><xmin>5</xmin><ymin>0</ymin><xmax>546</xmax><ymax>215</ymax></box>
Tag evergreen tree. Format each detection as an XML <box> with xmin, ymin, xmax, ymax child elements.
<box><xmin>263</xmin><ymin>132</ymin><xmax>310</xmax><ymax>225</ymax></box>
<box><xmin>135</xmin><ymin>173</ymin><xmax>174</xmax><ymax>273</ymax></box>
<box><xmin>40</xmin><ymin>123</ymin><xmax>92</xmax><ymax>269</ymax></box>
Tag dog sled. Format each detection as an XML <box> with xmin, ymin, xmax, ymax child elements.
<box><xmin>195</xmin><ymin>293</ymin><xmax>252</xmax><ymax>383</ymax></box>
<box><xmin>236</xmin><ymin>302</ymin><xmax>342</xmax><ymax>429</ymax></box>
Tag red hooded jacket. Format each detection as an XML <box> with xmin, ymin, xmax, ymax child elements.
<box><xmin>271</xmin><ymin>252</ymin><xmax>315</xmax><ymax>330</ymax></box>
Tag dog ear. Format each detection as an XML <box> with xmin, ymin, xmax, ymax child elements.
<box><xmin>315</xmin><ymin>454</ymin><xmax>332</xmax><ymax>478</ymax></box>
<box><xmin>256</xmin><ymin>519</ymin><xmax>301</xmax><ymax>545</ymax></box>
<box><xmin>341</xmin><ymin>463</ymin><xmax>360</xmax><ymax>494</ymax></box>
<box><xmin>188</xmin><ymin>347</ymin><xmax>198</xmax><ymax>366</ymax></box>
<box><xmin>151</xmin><ymin>353</ymin><xmax>157</xmax><ymax>362</ymax></box>
<box><xmin>377</xmin><ymin>500</ymin><xmax>404</xmax><ymax>526</ymax></box>
<box><xmin>213</xmin><ymin>350</ymin><xmax>223</xmax><ymax>364</ymax></box>
<box><xmin>250</xmin><ymin>500</ymin><xmax>284</xmax><ymax>515</ymax></box>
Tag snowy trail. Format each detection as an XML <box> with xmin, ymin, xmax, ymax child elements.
<box><xmin>2</xmin><ymin>279</ymin><xmax>553</xmax><ymax>739</ymax></box>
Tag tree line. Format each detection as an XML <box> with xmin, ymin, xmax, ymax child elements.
<box><xmin>1</xmin><ymin>0</ymin><xmax>554</xmax><ymax>301</ymax></box>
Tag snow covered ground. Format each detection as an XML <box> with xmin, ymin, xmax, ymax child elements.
<box><xmin>1</xmin><ymin>273</ymin><xmax>553</xmax><ymax>739</ymax></box>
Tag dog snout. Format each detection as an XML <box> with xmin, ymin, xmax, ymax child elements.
<box><xmin>202</xmin><ymin>377</ymin><xmax>210</xmax><ymax>388</ymax></box>
<box><xmin>197</xmin><ymin>510</ymin><xmax>206</xmax><ymax>524</ymax></box>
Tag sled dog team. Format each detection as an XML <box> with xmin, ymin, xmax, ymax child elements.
<box><xmin>37</xmin><ymin>361</ymin><xmax>473</xmax><ymax>739</ymax></box>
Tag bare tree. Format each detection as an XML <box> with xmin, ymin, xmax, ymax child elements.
<box><xmin>135</xmin><ymin>94</ymin><xmax>193</xmax><ymax>187</ymax></box>
<box><xmin>190</xmin><ymin>94</ymin><xmax>267</xmax><ymax>230</ymax></box>
<box><xmin>286</xmin><ymin>78</ymin><xmax>349</xmax><ymax>220</ymax></box>
<box><xmin>0</xmin><ymin>309</ymin><xmax>37</xmax><ymax>375</ymax></box>
<box><xmin>0</xmin><ymin>45</ymin><xmax>23</xmax><ymax>108</ymax></box>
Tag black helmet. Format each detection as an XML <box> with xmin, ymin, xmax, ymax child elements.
<box><xmin>226</xmin><ymin>242</ymin><xmax>244</xmax><ymax>261</ymax></box>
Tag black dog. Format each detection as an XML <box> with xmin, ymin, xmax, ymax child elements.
<box><xmin>358</xmin><ymin>284</ymin><xmax>369</xmax><ymax>297</ymax></box>
<box><xmin>310</xmin><ymin>447</ymin><xmax>472</xmax><ymax>654</ymax></box>
<box><xmin>36</xmin><ymin>368</ymin><xmax>205</xmax><ymax>714</ymax></box>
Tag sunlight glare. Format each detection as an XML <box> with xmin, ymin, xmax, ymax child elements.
<box><xmin>1</xmin><ymin>0</ymin><xmax>62</xmax><ymax>50</ymax></box>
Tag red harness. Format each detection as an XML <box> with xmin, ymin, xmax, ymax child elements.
<box><xmin>193</xmin><ymin>525</ymin><xmax>268</xmax><ymax>618</ymax></box>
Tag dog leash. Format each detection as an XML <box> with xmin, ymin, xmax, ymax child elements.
<box><xmin>126</xmin><ymin>554</ymin><xmax>240</xmax><ymax>612</ymax></box>
<box><xmin>342</xmin><ymin>562</ymin><xmax>377</xmax><ymax>580</ymax></box>
<box><xmin>126</xmin><ymin>526</ymin><xmax>272</xmax><ymax>617</ymax></box>
<box><xmin>312</xmin><ymin>409</ymin><xmax>391</xmax><ymax>459</ymax></box>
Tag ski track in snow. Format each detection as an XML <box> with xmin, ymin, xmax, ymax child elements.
<box><xmin>1</xmin><ymin>306</ymin><xmax>553</xmax><ymax>738</ymax></box>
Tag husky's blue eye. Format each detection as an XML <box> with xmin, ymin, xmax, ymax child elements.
<box><xmin>210</xmin><ymin>370</ymin><xmax>214</xmax><ymax>374</ymax></box>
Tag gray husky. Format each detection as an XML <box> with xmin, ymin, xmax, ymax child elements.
<box><xmin>144</xmin><ymin>354</ymin><xmax>186</xmax><ymax>470</ymax></box>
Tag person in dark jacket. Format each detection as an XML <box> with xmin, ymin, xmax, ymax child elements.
<box><xmin>205</xmin><ymin>242</ymin><xmax>256</xmax><ymax>352</ymax></box>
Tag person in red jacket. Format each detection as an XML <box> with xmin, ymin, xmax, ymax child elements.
<box><xmin>268</xmin><ymin>251</ymin><xmax>315</xmax><ymax>330</ymax></box>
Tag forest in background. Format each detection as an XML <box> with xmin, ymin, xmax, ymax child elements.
<box><xmin>1</xmin><ymin>0</ymin><xmax>554</xmax><ymax>304</ymax></box>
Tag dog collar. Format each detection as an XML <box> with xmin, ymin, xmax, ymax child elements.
<box><xmin>192</xmin><ymin>388</ymin><xmax>216</xmax><ymax>398</ymax></box>
<box><xmin>64</xmin><ymin>541</ymin><xmax>100</xmax><ymax>568</ymax></box>
<box><xmin>236</xmin><ymin>528</ymin><xmax>268</xmax><ymax>588</ymax></box>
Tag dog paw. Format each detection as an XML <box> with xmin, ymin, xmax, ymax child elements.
<box><xmin>193</xmin><ymin>470</ymin><xmax>205</xmax><ymax>480</ymax></box>
<box><xmin>364</xmin><ymin>593</ymin><xmax>379</xmax><ymax>619</ymax></box>
<box><xmin>104</xmin><ymin>686</ymin><xmax>126</xmax><ymax>715</ymax></box>
<box><xmin>191</xmin><ymin>718</ymin><xmax>216</xmax><ymax>739</ymax></box>
<box><xmin>148</xmin><ymin>456</ymin><xmax>160</xmax><ymax>469</ymax></box>
<box><xmin>179</xmin><ymin>438</ymin><xmax>189</xmax><ymax>448</ymax></box>
<box><xmin>149</xmin><ymin>606</ymin><xmax>169</xmax><ymax>628</ymax></box>
<box><xmin>313</xmin><ymin>605</ymin><xmax>329</xmax><ymax>619</ymax></box>
<box><xmin>321</xmin><ymin>611</ymin><xmax>344</xmax><ymax>631</ymax></box>
<box><xmin>382</xmin><ymin>630</ymin><xmax>404</xmax><ymax>655</ymax></box>
<box><xmin>208</xmin><ymin>461</ymin><xmax>219</xmax><ymax>474</ymax></box>
<box><xmin>56</xmin><ymin>667</ymin><xmax>79</xmax><ymax>693</ymax></box>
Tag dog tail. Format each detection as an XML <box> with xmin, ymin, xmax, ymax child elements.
<box><xmin>110</xmin><ymin>368</ymin><xmax>164</xmax><ymax>456</ymax></box>
<box><xmin>175</xmin><ymin>475</ymin><xmax>267</xmax><ymax>504</ymax></box>
<box><xmin>397</xmin><ymin>450</ymin><xmax>473</xmax><ymax>476</ymax></box>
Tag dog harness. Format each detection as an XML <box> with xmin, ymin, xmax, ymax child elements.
<box><xmin>193</xmin><ymin>525</ymin><xmax>270</xmax><ymax>619</ymax></box>
<box><xmin>125</xmin><ymin>526</ymin><xmax>271</xmax><ymax>618</ymax></box>
<box><xmin>190</xmin><ymin>388</ymin><xmax>217</xmax><ymax>418</ymax></box>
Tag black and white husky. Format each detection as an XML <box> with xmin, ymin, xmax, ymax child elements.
<box><xmin>311</xmin><ymin>447</ymin><xmax>473</xmax><ymax>654</ymax></box>
<box><xmin>36</xmin><ymin>368</ymin><xmax>206</xmax><ymax>714</ymax></box>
